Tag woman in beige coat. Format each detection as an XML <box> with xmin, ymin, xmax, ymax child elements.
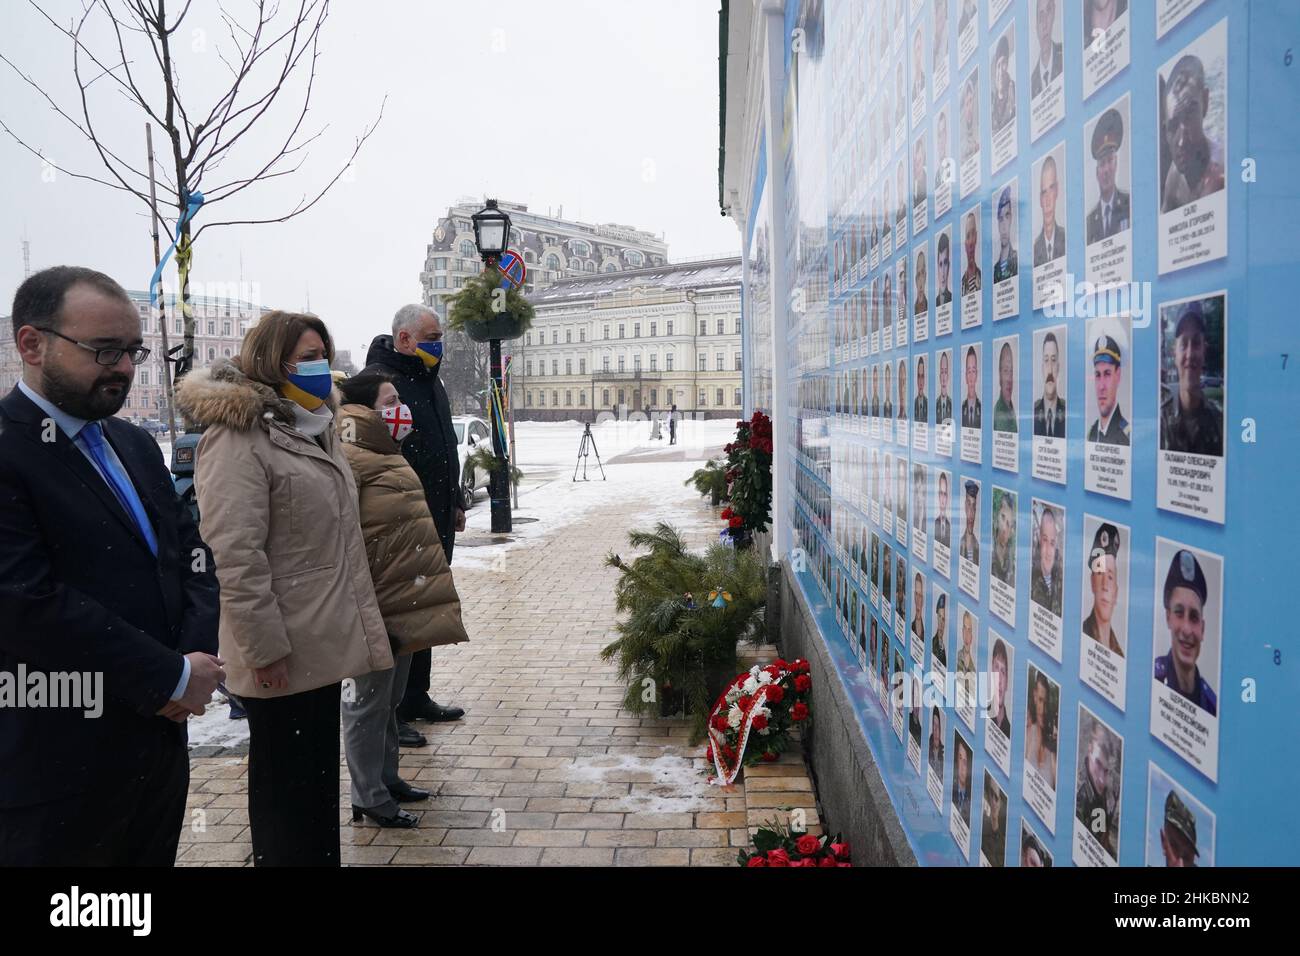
<box><xmin>335</xmin><ymin>368</ymin><xmax>468</xmax><ymax>827</ymax></box>
<box><xmin>177</xmin><ymin>311</ymin><xmax>392</xmax><ymax>866</ymax></box>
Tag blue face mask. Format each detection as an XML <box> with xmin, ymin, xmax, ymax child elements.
<box><xmin>417</xmin><ymin>340</ymin><xmax>444</xmax><ymax>369</ymax></box>
<box><xmin>284</xmin><ymin>358</ymin><xmax>333</xmax><ymax>408</ymax></box>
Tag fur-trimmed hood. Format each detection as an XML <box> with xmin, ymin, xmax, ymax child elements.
<box><xmin>176</xmin><ymin>357</ymin><xmax>336</xmax><ymax>431</ymax></box>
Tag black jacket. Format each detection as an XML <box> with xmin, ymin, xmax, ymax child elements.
<box><xmin>365</xmin><ymin>335</ymin><xmax>460</xmax><ymax>558</ymax></box>
<box><xmin>0</xmin><ymin>386</ymin><xmax>219</xmax><ymax>808</ymax></box>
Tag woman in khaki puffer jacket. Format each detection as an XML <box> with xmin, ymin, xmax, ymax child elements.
<box><xmin>335</xmin><ymin>367</ymin><xmax>468</xmax><ymax>827</ymax></box>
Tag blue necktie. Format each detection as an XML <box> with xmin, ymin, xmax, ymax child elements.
<box><xmin>80</xmin><ymin>422</ymin><xmax>158</xmax><ymax>556</ymax></box>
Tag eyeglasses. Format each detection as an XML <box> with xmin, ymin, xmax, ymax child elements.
<box><xmin>42</xmin><ymin>329</ymin><xmax>150</xmax><ymax>366</ymax></box>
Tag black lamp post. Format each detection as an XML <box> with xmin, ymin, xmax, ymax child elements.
<box><xmin>471</xmin><ymin>198</ymin><xmax>513</xmax><ymax>533</ymax></box>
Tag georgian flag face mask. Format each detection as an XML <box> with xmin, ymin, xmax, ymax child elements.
<box><xmin>381</xmin><ymin>403</ymin><xmax>414</xmax><ymax>443</ymax></box>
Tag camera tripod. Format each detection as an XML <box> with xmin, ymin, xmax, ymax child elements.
<box><xmin>573</xmin><ymin>422</ymin><xmax>606</xmax><ymax>482</ymax></box>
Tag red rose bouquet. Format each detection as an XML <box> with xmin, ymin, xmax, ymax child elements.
<box><xmin>738</xmin><ymin>816</ymin><xmax>851</xmax><ymax>867</ymax></box>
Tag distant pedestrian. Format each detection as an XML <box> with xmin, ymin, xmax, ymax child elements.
<box><xmin>669</xmin><ymin>403</ymin><xmax>679</xmax><ymax>445</ymax></box>
<box><xmin>336</xmin><ymin>368</ymin><xmax>469</xmax><ymax>828</ymax></box>
<box><xmin>0</xmin><ymin>266</ymin><xmax>223</xmax><ymax>865</ymax></box>
<box><xmin>179</xmin><ymin>310</ymin><xmax>393</xmax><ymax>866</ymax></box>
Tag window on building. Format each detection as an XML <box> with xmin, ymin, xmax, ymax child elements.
<box><xmin>617</xmin><ymin>389</ymin><xmax>625</xmax><ymax>405</ymax></box>
<box><xmin>551</xmin><ymin>360</ymin><xmax>558</xmax><ymax>375</ymax></box>
<box><xmin>584</xmin><ymin>260</ymin><xmax>595</xmax><ymax>273</ymax></box>
<box><xmin>735</xmin><ymin>388</ymin><xmax>742</xmax><ymax>406</ymax></box>
<box><xmin>618</xmin><ymin>356</ymin><xmax>625</xmax><ymax>372</ymax></box>
<box><xmin>603</xmin><ymin>388</ymin><xmax>610</xmax><ymax>406</ymax></box>
<box><xmin>618</xmin><ymin>324</ymin><xmax>625</xmax><ymax>339</ymax></box>
<box><xmin>650</xmin><ymin>321</ymin><xmax>657</xmax><ymax>337</ymax></box>
<box><xmin>460</xmin><ymin>240</ymin><xmax>475</xmax><ymax>257</ymax></box>
<box><xmin>566</xmin><ymin>330</ymin><xmax>572</xmax><ymax>343</ymax></box>
<box><xmin>524</xmin><ymin>250</ymin><xmax>536</xmax><ymax>264</ymax></box>
<box><xmin>700</xmin><ymin>319</ymin><xmax>707</xmax><ymax>335</ymax></box>
<box><xmin>633</xmin><ymin>355</ymin><xmax>642</xmax><ymax>372</ymax></box>
<box><xmin>140</xmin><ymin>370</ymin><xmax>150</xmax><ymax>386</ymax></box>
<box><xmin>601</xmin><ymin>261</ymin><xmax>618</xmax><ymax>273</ymax></box>
<box><xmin>735</xmin><ymin>352</ymin><xmax>743</xmax><ymax>371</ymax></box>
<box><xmin>699</xmin><ymin>389</ymin><xmax>707</xmax><ymax>407</ymax></box>
<box><xmin>716</xmin><ymin>354</ymin><xmax>724</xmax><ymax>371</ymax></box>
<box><xmin>633</xmin><ymin>323</ymin><xmax>641</xmax><ymax>338</ymax></box>
<box><xmin>222</xmin><ymin>321</ymin><xmax>231</xmax><ymax>336</ymax></box>
<box><xmin>579</xmin><ymin>328</ymin><xmax>586</xmax><ymax>342</ymax></box>
<box><xmin>565</xmin><ymin>359</ymin><xmax>572</xmax><ymax>375</ymax></box>
<box><xmin>223</xmin><ymin>348</ymin><xmax>232</xmax><ymax>358</ymax></box>
<box><xmin>546</xmin><ymin>254</ymin><xmax>561</xmax><ymax>270</ymax></box>
<box><xmin>206</xmin><ymin>321</ymin><xmax>216</xmax><ymax>335</ymax></box>
<box><xmin>539</xmin><ymin>391</ymin><xmax>545</xmax><ymax>406</ymax></box>
<box><xmin>565</xmin><ymin>390</ymin><xmax>572</xmax><ymax>405</ymax></box>
<box><xmin>667</xmin><ymin>320</ymin><xmax>674</xmax><ymax>335</ymax></box>
<box><xmin>552</xmin><ymin>330</ymin><xmax>558</xmax><ymax>345</ymax></box>
<box><xmin>526</xmin><ymin>391</ymin><xmax>532</xmax><ymax>406</ymax></box>
<box><xmin>207</xmin><ymin>347</ymin><xmax>215</xmax><ymax>362</ymax></box>
<box><xmin>579</xmin><ymin>358</ymin><xmax>586</xmax><ymax>374</ymax></box>
<box><xmin>526</xmin><ymin>361</ymin><xmax>533</xmax><ymax>376</ymax></box>
<box><xmin>603</xmin><ymin>356</ymin><xmax>610</xmax><ymax>372</ymax></box>
<box><xmin>571</xmin><ymin>239</ymin><xmax>592</xmax><ymax>258</ymax></box>
<box><xmin>698</xmin><ymin>353</ymin><xmax>707</xmax><ymax>371</ymax></box>
<box><xmin>625</xmin><ymin>250</ymin><xmax>644</xmax><ymax>267</ymax></box>
<box><xmin>666</xmin><ymin>353</ymin><xmax>674</xmax><ymax>371</ymax></box>
<box><xmin>436</xmin><ymin>276</ymin><xmax>447</xmax><ymax>289</ymax></box>
<box><xmin>552</xmin><ymin>391</ymin><xmax>558</xmax><ymax>406</ymax></box>
<box><xmin>579</xmin><ymin>391</ymin><xmax>586</xmax><ymax>405</ymax></box>
<box><xmin>735</xmin><ymin>316</ymin><xmax>742</xmax><ymax>334</ymax></box>
<box><xmin>717</xmin><ymin>318</ymin><xmax>724</xmax><ymax>335</ymax></box>
<box><xmin>716</xmin><ymin>388</ymin><xmax>724</xmax><ymax>406</ymax></box>
<box><xmin>525</xmin><ymin>332</ymin><xmax>531</xmax><ymax>345</ymax></box>
<box><xmin>603</xmin><ymin>325</ymin><xmax>610</xmax><ymax>340</ymax></box>
<box><xmin>650</xmin><ymin>354</ymin><xmax>658</xmax><ymax>371</ymax></box>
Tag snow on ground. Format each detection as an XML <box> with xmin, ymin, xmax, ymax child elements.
<box><xmin>567</xmin><ymin>751</ymin><xmax>720</xmax><ymax>813</ymax></box>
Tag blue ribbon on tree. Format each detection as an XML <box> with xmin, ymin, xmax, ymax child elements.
<box><xmin>148</xmin><ymin>191</ymin><xmax>205</xmax><ymax>309</ymax></box>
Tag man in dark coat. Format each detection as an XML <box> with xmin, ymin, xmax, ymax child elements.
<box><xmin>366</xmin><ymin>305</ymin><xmax>465</xmax><ymax>727</ymax></box>
<box><xmin>0</xmin><ymin>266</ymin><xmax>223</xmax><ymax>864</ymax></box>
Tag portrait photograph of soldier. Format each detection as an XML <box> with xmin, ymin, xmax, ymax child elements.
<box><xmin>882</xmin><ymin>542</ymin><xmax>894</xmax><ymax>607</ymax></box>
<box><xmin>932</xmin><ymin>590</ymin><xmax>949</xmax><ymax>669</ymax></box>
<box><xmin>951</xmin><ymin>730</ymin><xmax>974</xmax><ymax>824</ymax></box>
<box><xmin>1032</xmin><ymin>147</ymin><xmax>1066</xmax><ymax>266</ymax></box>
<box><xmin>1074</xmin><ymin>707</ymin><xmax>1123</xmax><ymax>863</ymax></box>
<box><xmin>912</xmin><ymin>23</ymin><xmax>926</xmax><ymax>105</ymax></box>
<box><xmin>993</xmin><ymin>182</ymin><xmax>1018</xmax><ymax>283</ymax></box>
<box><xmin>871</xmin><ymin>363</ymin><xmax>882</xmax><ymax>418</ymax></box>
<box><xmin>1031</xmin><ymin>0</ymin><xmax>1063</xmax><ymax>98</ymax></box>
<box><xmin>934</xmin><ymin>470</ymin><xmax>952</xmax><ymax>548</ymax></box>
<box><xmin>928</xmin><ymin>707</ymin><xmax>946</xmax><ymax>778</ymax></box>
<box><xmin>914</xmin><ymin>354</ymin><xmax>929</xmax><ymax>422</ymax></box>
<box><xmin>961</xmin><ymin>208</ymin><xmax>983</xmax><ymax>294</ymax></box>
<box><xmin>993</xmin><ymin>339</ymin><xmax>1018</xmax><ymax>434</ymax></box>
<box><xmin>959</xmin><ymin>479</ymin><xmax>980</xmax><ymax>566</ymax></box>
<box><xmin>895</xmin><ymin>554</ymin><xmax>908</xmax><ymax>616</ymax></box>
<box><xmin>883</xmin><ymin>360</ymin><xmax>895</xmax><ymax>421</ymax></box>
<box><xmin>934</xmin><ymin>0</ymin><xmax>951</xmax><ymax>84</ymax></box>
<box><xmin>1153</xmin><ymin>542</ymin><xmax>1221</xmax><ymax>719</ymax></box>
<box><xmin>990</xmin><ymin>487</ymin><xmax>1016</xmax><ymax>590</ymax></box>
<box><xmin>935</xmin><ymin>349</ymin><xmax>954</xmax><ymax>426</ymax></box>
<box><xmin>914</xmin><ymin>249</ymin><xmax>929</xmax><ymax>316</ymax></box>
<box><xmin>1146</xmin><ymin>763</ymin><xmax>1215</xmax><ymax>867</ymax></box>
<box><xmin>871</xmin><ymin>531</ymin><xmax>882</xmax><ymax>587</ymax></box>
<box><xmin>990</xmin><ymin>29</ymin><xmax>1016</xmax><ymax>135</ymax></box>
<box><xmin>956</xmin><ymin>606</ymin><xmax>978</xmax><ymax>709</ymax></box>
<box><xmin>1021</xmin><ymin>822</ymin><xmax>1053</xmax><ymax>867</ymax></box>
<box><xmin>896</xmin><ymin>358</ymin><xmax>909</xmax><ymax>427</ymax></box>
<box><xmin>911</xmin><ymin>569</ymin><xmax>927</xmax><ymax>645</ymax></box>
<box><xmin>1024</xmin><ymin>664</ymin><xmax>1060</xmax><ymax>787</ymax></box>
<box><xmin>935</xmin><ymin>229</ymin><xmax>954</xmax><ymax>307</ymax></box>
<box><xmin>896</xmin><ymin>157</ymin><xmax>909</xmax><ymax>229</ymax></box>
<box><xmin>987</xmin><ymin>635</ymin><xmax>1012</xmax><ymax>739</ymax></box>
<box><xmin>1159</xmin><ymin>295</ymin><xmax>1225</xmax><ymax>458</ymax></box>
<box><xmin>1159</xmin><ymin>25</ymin><xmax>1226</xmax><ymax>215</ymax></box>
<box><xmin>1030</xmin><ymin>500</ymin><xmax>1064</xmax><ymax>618</ymax></box>
<box><xmin>913</xmin><ymin>134</ymin><xmax>928</xmax><ymax>208</ymax></box>
<box><xmin>1086</xmin><ymin>321</ymin><xmax>1131</xmax><ymax>446</ymax></box>
<box><xmin>960</xmin><ymin>68</ymin><xmax>980</xmax><ymax>167</ymax></box>
<box><xmin>1082</xmin><ymin>519</ymin><xmax>1125</xmax><ymax>656</ymax></box>
<box><xmin>961</xmin><ymin>345</ymin><xmax>981</xmax><ymax>428</ymax></box>
<box><xmin>1084</xmin><ymin>0</ymin><xmax>1127</xmax><ymax>49</ymax></box>
<box><xmin>1085</xmin><ymin>100</ymin><xmax>1131</xmax><ymax>244</ymax></box>
<box><xmin>980</xmin><ymin>770</ymin><xmax>1009</xmax><ymax>866</ymax></box>
<box><xmin>935</xmin><ymin>105</ymin><xmax>953</xmax><ymax>191</ymax></box>
<box><xmin>1032</xmin><ymin>327</ymin><xmax>1066</xmax><ymax>438</ymax></box>
<box><xmin>912</xmin><ymin>464</ymin><xmax>928</xmax><ymax>533</ymax></box>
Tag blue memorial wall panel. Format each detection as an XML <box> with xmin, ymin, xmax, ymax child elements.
<box><xmin>760</xmin><ymin>0</ymin><xmax>1300</xmax><ymax>866</ymax></box>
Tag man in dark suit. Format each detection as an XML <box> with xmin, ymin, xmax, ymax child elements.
<box><xmin>1034</xmin><ymin>155</ymin><xmax>1066</xmax><ymax>266</ymax></box>
<box><xmin>1033</xmin><ymin>331</ymin><xmax>1067</xmax><ymax>437</ymax></box>
<box><xmin>367</xmin><ymin>306</ymin><xmax>466</xmax><ymax>729</ymax></box>
<box><xmin>0</xmin><ymin>266</ymin><xmax>223</xmax><ymax>865</ymax></box>
<box><xmin>1032</xmin><ymin>0</ymin><xmax>1063</xmax><ymax>98</ymax></box>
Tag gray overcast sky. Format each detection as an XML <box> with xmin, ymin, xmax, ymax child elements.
<box><xmin>0</xmin><ymin>0</ymin><xmax>738</xmax><ymax>360</ymax></box>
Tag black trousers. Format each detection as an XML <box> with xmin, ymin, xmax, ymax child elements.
<box><xmin>243</xmin><ymin>682</ymin><xmax>341</xmax><ymax>867</ymax></box>
<box><xmin>0</xmin><ymin>731</ymin><xmax>188</xmax><ymax>866</ymax></box>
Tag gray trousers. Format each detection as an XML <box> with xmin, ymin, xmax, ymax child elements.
<box><xmin>342</xmin><ymin>652</ymin><xmax>413</xmax><ymax>814</ymax></box>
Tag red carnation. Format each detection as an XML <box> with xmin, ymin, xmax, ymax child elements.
<box><xmin>795</xmin><ymin>674</ymin><xmax>812</xmax><ymax>693</ymax></box>
<box><xmin>773</xmin><ymin>659</ymin><xmax>789</xmax><ymax>671</ymax></box>
<box><xmin>728</xmin><ymin>516</ymin><xmax>744</xmax><ymax>528</ymax></box>
<box><xmin>746</xmin><ymin>855</ymin><xmax>768</xmax><ymax>867</ymax></box>
<box><xmin>711</xmin><ymin>714</ymin><xmax>729</xmax><ymax>732</ymax></box>
<box><xmin>761</xmin><ymin>751</ymin><xmax>778</xmax><ymax>762</ymax></box>
<box><xmin>830</xmin><ymin>842</ymin><xmax>851</xmax><ymax>861</ymax></box>
<box><xmin>795</xmin><ymin>659</ymin><xmax>811</xmax><ymax>673</ymax></box>
<box><xmin>752</xmin><ymin>713</ymin><xmax>769</xmax><ymax>731</ymax></box>
<box><xmin>795</xmin><ymin>834</ymin><xmax>821</xmax><ymax>856</ymax></box>
<box><xmin>791</xmin><ymin>702</ymin><xmax>810</xmax><ymax>722</ymax></box>
<box><xmin>766</xmin><ymin>848</ymin><xmax>790</xmax><ymax>867</ymax></box>
<box><xmin>765</xmin><ymin>664</ymin><xmax>782</xmax><ymax>679</ymax></box>
<box><xmin>766</xmin><ymin>684</ymin><xmax>785</xmax><ymax>704</ymax></box>
<box><xmin>738</xmin><ymin>694</ymin><xmax>753</xmax><ymax>711</ymax></box>
<box><xmin>720</xmin><ymin>507</ymin><xmax>734</xmax><ymax>520</ymax></box>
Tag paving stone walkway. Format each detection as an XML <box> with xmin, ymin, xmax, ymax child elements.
<box><xmin>182</xmin><ymin>452</ymin><xmax>819</xmax><ymax>866</ymax></box>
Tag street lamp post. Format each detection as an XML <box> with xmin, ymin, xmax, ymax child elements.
<box><xmin>471</xmin><ymin>198</ymin><xmax>513</xmax><ymax>534</ymax></box>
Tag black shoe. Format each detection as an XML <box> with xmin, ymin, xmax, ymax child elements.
<box><xmin>405</xmin><ymin>698</ymin><xmax>465</xmax><ymax>723</ymax></box>
<box><xmin>388</xmin><ymin>780</ymin><xmax>432</xmax><ymax>803</ymax></box>
<box><xmin>397</xmin><ymin>722</ymin><xmax>427</xmax><ymax>747</ymax></box>
<box><xmin>351</xmin><ymin>804</ymin><xmax>418</xmax><ymax>828</ymax></box>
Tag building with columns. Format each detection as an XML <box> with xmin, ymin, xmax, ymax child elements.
<box><xmin>516</xmin><ymin>256</ymin><xmax>743</xmax><ymax>421</ymax></box>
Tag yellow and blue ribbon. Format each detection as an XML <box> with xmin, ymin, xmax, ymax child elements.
<box><xmin>148</xmin><ymin>192</ymin><xmax>205</xmax><ymax>310</ymax></box>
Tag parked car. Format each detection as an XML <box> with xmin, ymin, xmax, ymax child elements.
<box><xmin>454</xmin><ymin>415</ymin><xmax>492</xmax><ymax>510</ymax></box>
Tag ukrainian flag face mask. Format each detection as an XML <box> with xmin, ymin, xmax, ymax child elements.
<box><xmin>282</xmin><ymin>358</ymin><xmax>333</xmax><ymax>410</ymax></box>
<box><xmin>417</xmin><ymin>340</ymin><xmax>444</xmax><ymax>371</ymax></box>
